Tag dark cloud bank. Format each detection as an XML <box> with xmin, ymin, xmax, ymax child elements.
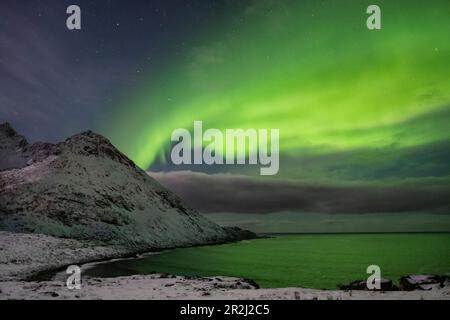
<box><xmin>149</xmin><ymin>171</ymin><xmax>450</xmax><ymax>214</ymax></box>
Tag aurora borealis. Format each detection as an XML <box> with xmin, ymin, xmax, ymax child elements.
<box><xmin>103</xmin><ymin>0</ymin><xmax>450</xmax><ymax>183</ymax></box>
<box><xmin>1</xmin><ymin>0</ymin><xmax>449</xmax><ymax>219</ymax></box>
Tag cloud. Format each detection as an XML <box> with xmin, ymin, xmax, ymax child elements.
<box><xmin>148</xmin><ymin>171</ymin><xmax>450</xmax><ymax>214</ymax></box>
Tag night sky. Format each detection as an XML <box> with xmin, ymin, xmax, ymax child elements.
<box><xmin>1</xmin><ymin>0</ymin><xmax>232</xmax><ymax>142</ymax></box>
<box><xmin>1</xmin><ymin>0</ymin><xmax>449</xmax><ymax>217</ymax></box>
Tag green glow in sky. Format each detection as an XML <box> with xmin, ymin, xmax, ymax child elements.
<box><xmin>102</xmin><ymin>0</ymin><xmax>450</xmax><ymax>182</ymax></box>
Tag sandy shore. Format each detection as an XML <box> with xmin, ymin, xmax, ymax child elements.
<box><xmin>1</xmin><ymin>231</ymin><xmax>449</xmax><ymax>300</ymax></box>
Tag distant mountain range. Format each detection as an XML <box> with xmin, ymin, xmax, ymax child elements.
<box><xmin>0</xmin><ymin>122</ymin><xmax>254</xmax><ymax>248</ymax></box>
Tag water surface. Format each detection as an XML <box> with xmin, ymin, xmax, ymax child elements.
<box><xmin>84</xmin><ymin>233</ymin><xmax>450</xmax><ymax>289</ymax></box>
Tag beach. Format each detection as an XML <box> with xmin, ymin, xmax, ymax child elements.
<box><xmin>1</xmin><ymin>231</ymin><xmax>449</xmax><ymax>300</ymax></box>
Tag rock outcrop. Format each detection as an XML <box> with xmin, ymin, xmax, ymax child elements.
<box><xmin>399</xmin><ymin>275</ymin><xmax>450</xmax><ymax>291</ymax></box>
<box><xmin>0</xmin><ymin>123</ymin><xmax>255</xmax><ymax>248</ymax></box>
<box><xmin>338</xmin><ymin>278</ymin><xmax>396</xmax><ymax>291</ymax></box>
<box><xmin>338</xmin><ymin>275</ymin><xmax>450</xmax><ymax>291</ymax></box>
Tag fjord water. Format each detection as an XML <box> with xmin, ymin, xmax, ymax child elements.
<box><xmin>84</xmin><ymin>234</ymin><xmax>450</xmax><ymax>289</ymax></box>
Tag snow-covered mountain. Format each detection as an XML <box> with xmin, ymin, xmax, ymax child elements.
<box><xmin>0</xmin><ymin>123</ymin><xmax>253</xmax><ymax>248</ymax></box>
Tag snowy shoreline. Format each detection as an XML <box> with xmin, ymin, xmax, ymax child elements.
<box><xmin>1</xmin><ymin>231</ymin><xmax>449</xmax><ymax>300</ymax></box>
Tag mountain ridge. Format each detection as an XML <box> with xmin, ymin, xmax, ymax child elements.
<box><xmin>0</xmin><ymin>123</ymin><xmax>254</xmax><ymax>248</ymax></box>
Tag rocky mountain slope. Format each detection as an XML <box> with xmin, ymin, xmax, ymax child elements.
<box><xmin>0</xmin><ymin>123</ymin><xmax>252</xmax><ymax>248</ymax></box>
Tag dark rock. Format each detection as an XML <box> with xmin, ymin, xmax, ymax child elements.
<box><xmin>338</xmin><ymin>280</ymin><xmax>366</xmax><ymax>290</ymax></box>
<box><xmin>399</xmin><ymin>275</ymin><xmax>449</xmax><ymax>291</ymax></box>
<box><xmin>43</xmin><ymin>291</ymin><xmax>59</xmax><ymax>297</ymax></box>
<box><xmin>0</xmin><ymin>122</ymin><xmax>20</xmax><ymax>138</ymax></box>
<box><xmin>222</xmin><ymin>226</ymin><xmax>258</xmax><ymax>241</ymax></box>
<box><xmin>0</xmin><ymin>122</ymin><xmax>29</xmax><ymax>171</ymax></box>
<box><xmin>243</xmin><ymin>278</ymin><xmax>260</xmax><ymax>289</ymax></box>
<box><xmin>338</xmin><ymin>278</ymin><xmax>395</xmax><ymax>291</ymax></box>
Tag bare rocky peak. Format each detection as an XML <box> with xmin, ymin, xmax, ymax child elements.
<box><xmin>0</xmin><ymin>122</ymin><xmax>28</xmax><ymax>149</ymax></box>
<box><xmin>60</xmin><ymin>130</ymin><xmax>137</xmax><ymax>169</ymax></box>
<box><xmin>0</xmin><ymin>122</ymin><xmax>26</xmax><ymax>140</ymax></box>
<box><xmin>0</xmin><ymin>124</ymin><xmax>133</xmax><ymax>171</ymax></box>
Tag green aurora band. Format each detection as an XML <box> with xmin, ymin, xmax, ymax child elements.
<box><xmin>101</xmin><ymin>0</ymin><xmax>450</xmax><ymax>186</ymax></box>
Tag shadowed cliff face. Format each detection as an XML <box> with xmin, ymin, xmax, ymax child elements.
<box><xmin>0</xmin><ymin>123</ymin><xmax>58</xmax><ymax>171</ymax></box>
<box><xmin>0</xmin><ymin>122</ymin><xmax>29</xmax><ymax>170</ymax></box>
<box><xmin>0</xmin><ymin>123</ymin><xmax>253</xmax><ymax>248</ymax></box>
